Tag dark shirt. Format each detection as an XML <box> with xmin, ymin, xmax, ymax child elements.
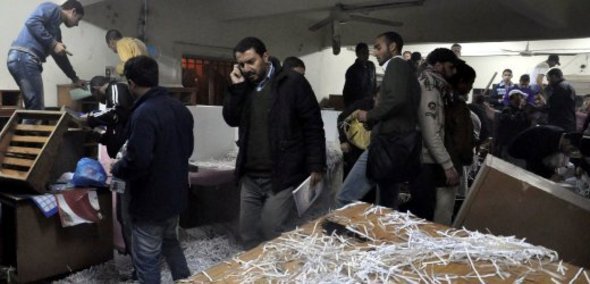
<box><xmin>245</xmin><ymin>82</ymin><xmax>272</xmax><ymax>175</ymax></box>
<box><xmin>494</xmin><ymin>105</ymin><xmax>530</xmax><ymax>157</ymax></box>
<box><xmin>112</xmin><ymin>87</ymin><xmax>194</xmax><ymax>222</ymax></box>
<box><xmin>508</xmin><ymin>125</ymin><xmax>564</xmax><ymax>178</ymax></box>
<box><xmin>342</xmin><ymin>59</ymin><xmax>376</xmax><ymax>108</ymax></box>
<box><xmin>546</xmin><ymin>79</ymin><xmax>576</xmax><ymax>132</ymax></box>
<box><xmin>87</xmin><ymin>82</ymin><xmax>135</xmax><ymax>158</ymax></box>
<box><xmin>223</xmin><ymin>58</ymin><xmax>326</xmax><ymax>193</ymax></box>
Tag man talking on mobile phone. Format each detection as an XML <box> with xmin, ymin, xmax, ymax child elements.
<box><xmin>223</xmin><ymin>37</ymin><xmax>326</xmax><ymax>249</ymax></box>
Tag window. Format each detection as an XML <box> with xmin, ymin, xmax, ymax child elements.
<box><xmin>181</xmin><ymin>56</ymin><xmax>233</xmax><ymax>105</ymax></box>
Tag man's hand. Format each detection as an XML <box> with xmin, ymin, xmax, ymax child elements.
<box><xmin>340</xmin><ymin>142</ymin><xmax>351</xmax><ymax>153</ymax></box>
<box><xmin>73</xmin><ymin>78</ymin><xmax>87</xmax><ymax>90</ymax></box>
<box><xmin>356</xmin><ymin>110</ymin><xmax>368</xmax><ymax>122</ymax></box>
<box><xmin>230</xmin><ymin>64</ymin><xmax>245</xmax><ymax>84</ymax></box>
<box><xmin>444</xmin><ymin>167</ymin><xmax>460</xmax><ymax>186</ymax></box>
<box><xmin>53</xmin><ymin>42</ymin><xmax>67</xmax><ymax>56</ymax></box>
<box><xmin>310</xmin><ymin>171</ymin><xmax>323</xmax><ymax>187</ymax></box>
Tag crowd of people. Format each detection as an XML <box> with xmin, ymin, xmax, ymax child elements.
<box><xmin>6</xmin><ymin>1</ymin><xmax>587</xmax><ymax>282</ymax></box>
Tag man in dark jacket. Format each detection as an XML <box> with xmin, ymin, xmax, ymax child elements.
<box><xmin>223</xmin><ymin>37</ymin><xmax>326</xmax><ymax>249</ymax></box>
<box><xmin>7</xmin><ymin>1</ymin><xmax>86</xmax><ymax>111</ymax></box>
<box><xmin>336</xmin><ymin>31</ymin><xmax>421</xmax><ymax>209</ymax></box>
<box><xmin>342</xmin><ymin>42</ymin><xmax>377</xmax><ymax>108</ymax></box>
<box><xmin>508</xmin><ymin>125</ymin><xmax>581</xmax><ymax>179</ymax></box>
<box><xmin>546</xmin><ymin>68</ymin><xmax>577</xmax><ymax>132</ymax></box>
<box><xmin>112</xmin><ymin>56</ymin><xmax>193</xmax><ymax>282</ymax></box>
<box><xmin>87</xmin><ymin>76</ymin><xmax>134</xmax><ymax>158</ymax></box>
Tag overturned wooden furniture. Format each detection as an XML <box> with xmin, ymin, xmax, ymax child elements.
<box><xmin>0</xmin><ymin>110</ymin><xmax>73</xmax><ymax>193</ymax></box>
<box><xmin>454</xmin><ymin>155</ymin><xmax>590</xmax><ymax>268</ymax></box>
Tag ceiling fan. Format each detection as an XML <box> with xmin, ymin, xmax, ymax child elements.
<box><xmin>308</xmin><ymin>0</ymin><xmax>425</xmax><ymax>55</ymax></box>
<box><xmin>502</xmin><ymin>42</ymin><xmax>585</xmax><ymax>57</ymax></box>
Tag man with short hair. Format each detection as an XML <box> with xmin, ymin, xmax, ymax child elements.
<box><xmin>342</xmin><ymin>42</ymin><xmax>377</xmax><ymax>107</ymax></box>
<box><xmin>403</xmin><ymin>50</ymin><xmax>412</xmax><ymax>60</ymax></box>
<box><xmin>531</xmin><ymin>54</ymin><xmax>560</xmax><ymax>93</ymax></box>
<box><xmin>282</xmin><ymin>56</ymin><xmax>306</xmax><ymax>75</ymax></box>
<box><xmin>413</xmin><ymin>48</ymin><xmax>462</xmax><ymax>225</ymax></box>
<box><xmin>87</xmin><ymin>76</ymin><xmax>134</xmax><ymax>158</ymax></box>
<box><xmin>223</xmin><ymin>37</ymin><xmax>325</xmax><ymax>249</ymax></box>
<box><xmin>490</xmin><ymin>69</ymin><xmax>515</xmax><ymax>109</ymax></box>
<box><xmin>451</xmin><ymin>43</ymin><xmax>462</xmax><ymax>57</ymax></box>
<box><xmin>105</xmin><ymin>29</ymin><xmax>149</xmax><ymax>76</ymax></box>
<box><xmin>112</xmin><ymin>56</ymin><xmax>193</xmax><ymax>282</ymax></box>
<box><xmin>546</xmin><ymin>68</ymin><xmax>576</xmax><ymax>132</ymax></box>
<box><xmin>7</xmin><ymin>0</ymin><xmax>86</xmax><ymax>111</ymax></box>
<box><xmin>336</xmin><ymin>31</ymin><xmax>420</xmax><ymax>209</ymax></box>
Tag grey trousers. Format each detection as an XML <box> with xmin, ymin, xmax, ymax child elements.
<box><xmin>239</xmin><ymin>176</ymin><xmax>295</xmax><ymax>250</ymax></box>
<box><xmin>433</xmin><ymin>185</ymin><xmax>458</xmax><ymax>225</ymax></box>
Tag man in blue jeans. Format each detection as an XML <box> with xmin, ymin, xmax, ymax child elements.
<box><xmin>112</xmin><ymin>56</ymin><xmax>193</xmax><ymax>283</ymax></box>
<box><xmin>7</xmin><ymin>0</ymin><xmax>86</xmax><ymax>111</ymax></box>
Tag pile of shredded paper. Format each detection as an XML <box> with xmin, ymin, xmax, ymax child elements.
<box><xmin>198</xmin><ymin>203</ymin><xmax>589</xmax><ymax>283</ymax></box>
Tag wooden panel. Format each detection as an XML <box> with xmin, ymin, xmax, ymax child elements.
<box><xmin>0</xmin><ymin>168</ymin><xmax>28</xmax><ymax>178</ymax></box>
<box><xmin>2</xmin><ymin>157</ymin><xmax>34</xmax><ymax>167</ymax></box>
<box><xmin>0</xmin><ymin>191</ymin><xmax>113</xmax><ymax>282</ymax></box>
<box><xmin>15</xmin><ymin>124</ymin><xmax>55</xmax><ymax>132</ymax></box>
<box><xmin>6</xmin><ymin>146</ymin><xmax>41</xmax><ymax>155</ymax></box>
<box><xmin>11</xmin><ymin>135</ymin><xmax>48</xmax><ymax>144</ymax></box>
<box><xmin>454</xmin><ymin>155</ymin><xmax>590</xmax><ymax>268</ymax></box>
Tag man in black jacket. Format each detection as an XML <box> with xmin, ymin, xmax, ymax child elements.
<box><xmin>546</xmin><ymin>68</ymin><xmax>577</xmax><ymax>132</ymax></box>
<box><xmin>112</xmin><ymin>56</ymin><xmax>193</xmax><ymax>282</ymax></box>
<box><xmin>223</xmin><ymin>37</ymin><xmax>326</xmax><ymax>249</ymax></box>
<box><xmin>87</xmin><ymin>76</ymin><xmax>134</xmax><ymax>158</ymax></box>
<box><xmin>342</xmin><ymin>42</ymin><xmax>377</xmax><ymax>108</ymax></box>
<box><xmin>508</xmin><ymin>125</ymin><xmax>581</xmax><ymax>179</ymax></box>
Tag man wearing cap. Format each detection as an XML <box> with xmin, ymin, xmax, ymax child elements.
<box><xmin>546</xmin><ymin>68</ymin><xmax>576</xmax><ymax>132</ymax></box>
<box><xmin>530</xmin><ymin>55</ymin><xmax>560</xmax><ymax>94</ymax></box>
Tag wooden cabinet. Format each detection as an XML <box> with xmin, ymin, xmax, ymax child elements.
<box><xmin>57</xmin><ymin>84</ymin><xmax>98</xmax><ymax>113</ymax></box>
<box><xmin>0</xmin><ymin>190</ymin><xmax>113</xmax><ymax>283</ymax></box>
<box><xmin>0</xmin><ymin>89</ymin><xmax>22</xmax><ymax>118</ymax></box>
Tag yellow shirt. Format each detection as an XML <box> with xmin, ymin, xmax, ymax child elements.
<box><xmin>115</xmin><ymin>37</ymin><xmax>149</xmax><ymax>75</ymax></box>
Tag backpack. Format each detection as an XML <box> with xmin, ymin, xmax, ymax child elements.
<box><xmin>444</xmin><ymin>95</ymin><xmax>475</xmax><ymax>167</ymax></box>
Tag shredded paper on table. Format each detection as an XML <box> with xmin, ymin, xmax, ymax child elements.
<box><xmin>193</xmin><ymin>203</ymin><xmax>580</xmax><ymax>283</ymax></box>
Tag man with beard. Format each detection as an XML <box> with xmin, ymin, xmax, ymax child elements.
<box><xmin>7</xmin><ymin>0</ymin><xmax>86</xmax><ymax>111</ymax></box>
<box><xmin>411</xmin><ymin>48</ymin><xmax>462</xmax><ymax>225</ymax></box>
<box><xmin>223</xmin><ymin>37</ymin><xmax>326</xmax><ymax>249</ymax></box>
<box><xmin>336</xmin><ymin>31</ymin><xmax>420</xmax><ymax>209</ymax></box>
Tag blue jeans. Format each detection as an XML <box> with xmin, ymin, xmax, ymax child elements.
<box><xmin>6</xmin><ymin>49</ymin><xmax>44</xmax><ymax>110</ymax></box>
<box><xmin>132</xmin><ymin>216</ymin><xmax>190</xmax><ymax>283</ymax></box>
<box><xmin>336</xmin><ymin>150</ymin><xmax>400</xmax><ymax>209</ymax></box>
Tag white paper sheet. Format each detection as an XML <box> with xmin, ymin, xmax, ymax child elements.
<box><xmin>292</xmin><ymin>176</ymin><xmax>323</xmax><ymax>217</ymax></box>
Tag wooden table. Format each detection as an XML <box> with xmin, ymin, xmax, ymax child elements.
<box><xmin>186</xmin><ymin>203</ymin><xmax>589</xmax><ymax>283</ymax></box>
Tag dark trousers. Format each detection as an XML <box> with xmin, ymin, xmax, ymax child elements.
<box><xmin>406</xmin><ymin>164</ymin><xmax>439</xmax><ymax>221</ymax></box>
